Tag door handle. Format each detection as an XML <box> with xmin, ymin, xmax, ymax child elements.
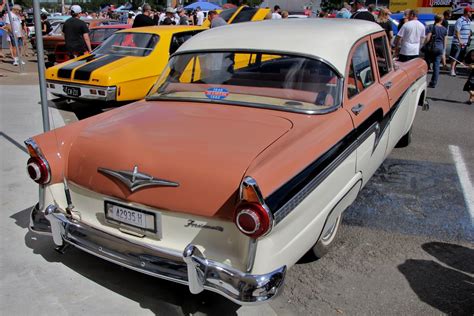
<box><xmin>351</xmin><ymin>103</ymin><xmax>365</xmax><ymax>115</ymax></box>
<box><xmin>384</xmin><ymin>81</ymin><xmax>393</xmax><ymax>89</ymax></box>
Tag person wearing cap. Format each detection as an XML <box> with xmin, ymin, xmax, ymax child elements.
<box><xmin>195</xmin><ymin>6</ymin><xmax>205</xmax><ymax>26</ymax></box>
<box><xmin>208</xmin><ymin>10</ymin><xmax>227</xmax><ymax>28</ymax></box>
<box><xmin>272</xmin><ymin>5</ymin><xmax>282</xmax><ymax>19</ymax></box>
<box><xmin>63</xmin><ymin>5</ymin><xmax>91</xmax><ymax>59</ymax></box>
<box><xmin>132</xmin><ymin>4</ymin><xmax>154</xmax><ymax>28</ymax></box>
<box><xmin>160</xmin><ymin>7</ymin><xmax>178</xmax><ymax>25</ymax></box>
<box><xmin>450</xmin><ymin>7</ymin><xmax>472</xmax><ymax>76</ymax></box>
<box><xmin>4</xmin><ymin>4</ymin><xmax>24</xmax><ymax>66</ymax></box>
<box><xmin>393</xmin><ymin>10</ymin><xmax>425</xmax><ymax>62</ymax></box>
<box><xmin>177</xmin><ymin>7</ymin><xmax>189</xmax><ymax>25</ymax></box>
<box><xmin>350</xmin><ymin>0</ymin><xmax>376</xmax><ymax>22</ymax></box>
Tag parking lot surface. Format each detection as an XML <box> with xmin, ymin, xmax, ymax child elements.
<box><xmin>1</xmin><ymin>63</ymin><xmax>473</xmax><ymax>315</ymax></box>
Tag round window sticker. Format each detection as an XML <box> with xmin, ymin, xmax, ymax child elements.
<box><xmin>205</xmin><ymin>87</ymin><xmax>229</xmax><ymax>100</ymax></box>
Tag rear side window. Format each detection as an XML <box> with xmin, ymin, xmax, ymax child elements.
<box><xmin>170</xmin><ymin>31</ymin><xmax>201</xmax><ymax>55</ymax></box>
<box><xmin>373</xmin><ymin>36</ymin><xmax>392</xmax><ymax>77</ymax></box>
<box><xmin>231</xmin><ymin>7</ymin><xmax>258</xmax><ymax>23</ymax></box>
<box><xmin>347</xmin><ymin>42</ymin><xmax>374</xmax><ymax>98</ymax></box>
<box><xmin>219</xmin><ymin>8</ymin><xmax>238</xmax><ymax>22</ymax></box>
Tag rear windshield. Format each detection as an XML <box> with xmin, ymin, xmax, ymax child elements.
<box><xmin>94</xmin><ymin>32</ymin><xmax>159</xmax><ymax>57</ymax></box>
<box><xmin>232</xmin><ymin>7</ymin><xmax>258</xmax><ymax>23</ymax></box>
<box><xmin>149</xmin><ymin>51</ymin><xmax>342</xmax><ymax>114</ymax></box>
<box><xmin>90</xmin><ymin>28</ymin><xmax>121</xmax><ymax>42</ymax></box>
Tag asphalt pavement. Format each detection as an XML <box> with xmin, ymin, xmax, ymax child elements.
<box><xmin>1</xmin><ymin>58</ymin><xmax>473</xmax><ymax>315</ymax></box>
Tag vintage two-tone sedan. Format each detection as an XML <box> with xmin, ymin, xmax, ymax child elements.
<box><xmin>27</xmin><ymin>19</ymin><xmax>427</xmax><ymax>304</ymax></box>
<box><xmin>45</xmin><ymin>25</ymin><xmax>206</xmax><ymax>102</ymax></box>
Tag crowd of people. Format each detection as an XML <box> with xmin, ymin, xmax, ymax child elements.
<box><xmin>291</xmin><ymin>0</ymin><xmax>472</xmax><ymax>103</ymax></box>
<box><xmin>1</xmin><ymin>1</ymin><xmax>472</xmax><ymax>102</ymax></box>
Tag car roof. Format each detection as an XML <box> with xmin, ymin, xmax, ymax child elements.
<box><xmin>117</xmin><ymin>25</ymin><xmax>208</xmax><ymax>35</ymax></box>
<box><xmin>90</xmin><ymin>24</ymin><xmax>131</xmax><ymax>30</ymax></box>
<box><xmin>176</xmin><ymin>19</ymin><xmax>382</xmax><ymax>76</ymax></box>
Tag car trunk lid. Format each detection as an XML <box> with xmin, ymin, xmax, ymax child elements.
<box><xmin>66</xmin><ymin>100</ymin><xmax>293</xmax><ymax>219</ymax></box>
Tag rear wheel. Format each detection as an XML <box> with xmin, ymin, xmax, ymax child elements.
<box><xmin>311</xmin><ymin>213</ymin><xmax>342</xmax><ymax>259</ymax></box>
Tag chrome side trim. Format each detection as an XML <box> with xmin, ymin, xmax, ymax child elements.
<box><xmin>40</xmin><ymin>205</ymin><xmax>286</xmax><ymax>305</ymax></box>
<box><xmin>268</xmin><ymin>78</ymin><xmax>422</xmax><ymax>225</ymax></box>
<box><xmin>272</xmin><ymin>140</ymin><xmax>359</xmax><ymax>224</ymax></box>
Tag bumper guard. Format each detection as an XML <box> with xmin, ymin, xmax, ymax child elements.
<box><xmin>29</xmin><ymin>204</ymin><xmax>286</xmax><ymax>305</ymax></box>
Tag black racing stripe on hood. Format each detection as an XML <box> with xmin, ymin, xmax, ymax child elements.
<box><xmin>57</xmin><ymin>55</ymin><xmax>100</xmax><ymax>79</ymax></box>
<box><xmin>73</xmin><ymin>55</ymin><xmax>125</xmax><ymax>81</ymax></box>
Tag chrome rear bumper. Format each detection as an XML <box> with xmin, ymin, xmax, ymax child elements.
<box><xmin>29</xmin><ymin>204</ymin><xmax>286</xmax><ymax>305</ymax></box>
<box><xmin>46</xmin><ymin>80</ymin><xmax>116</xmax><ymax>101</ymax></box>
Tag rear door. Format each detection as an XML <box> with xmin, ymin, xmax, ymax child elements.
<box><xmin>344</xmin><ymin>38</ymin><xmax>391</xmax><ymax>184</ymax></box>
<box><xmin>372</xmin><ymin>33</ymin><xmax>417</xmax><ymax>153</ymax></box>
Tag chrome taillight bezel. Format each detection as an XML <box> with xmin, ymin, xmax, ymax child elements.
<box><xmin>234</xmin><ymin>176</ymin><xmax>274</xmax><ymax>239</ymax></box>
<box><xmin>25</xmin><ymin>138</ymin><xmax>51</xmax><ymax>185</ymax></box>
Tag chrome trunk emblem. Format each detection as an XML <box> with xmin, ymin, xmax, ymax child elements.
<box><xmin>98</xmin><ymin>165</ymin><xmax>179</xmax><ymax>192</ymax></box>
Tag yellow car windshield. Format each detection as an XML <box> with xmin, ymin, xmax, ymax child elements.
<box><xmin>148</xmin><ymin>51</ymin><xmax>342</xmax><ymax>114</ymax></box>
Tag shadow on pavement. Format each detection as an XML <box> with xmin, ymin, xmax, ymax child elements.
<box><xmin>344</xmin><ymin>158</ymin><xmax>474</xmax><ymax>242</ymax></box>
<box><xmin>10</xmin><ymin>207</ymin><xmax>240</xmax><ymax>315</ymax></box>
<box><xmin>427</xmin><ymin>97</ymin><xmax>470</xmax><ymax>105</ymax></box>
<box><xmin>49</xmin><ymin>98</ymin><xmax>115</xmax><ymax>121</ymax></box>
<box><xmin>398</xmin><ymin>242</ymin><xmax>474</xmax><ymax>315</ymax></box>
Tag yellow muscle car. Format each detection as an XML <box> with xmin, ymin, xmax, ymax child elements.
<box><xmin>45</xmin><ymin>26</ymin><xmax>206</xmax><ymax>102</ymax></box>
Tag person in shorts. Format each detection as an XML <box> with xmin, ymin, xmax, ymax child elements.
<box><xmin>450</xmin><ymin>7</ymin><xmax>472</xmax><ymax>76</ymax></box>
<box><xmin>4</xmin><ymin>4</ymin><xmax>24</xmax><ymax>65</ymax></box>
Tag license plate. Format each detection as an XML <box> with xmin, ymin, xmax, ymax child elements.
<box><xmin>63</xmin><ymin>85</ymin><xmax>81</xmax><ymax>97</ymax></box>
<box><xmin>105</xmin><ymin>201</ymin><xmax>156</xmax><ymax>232</ymax></box>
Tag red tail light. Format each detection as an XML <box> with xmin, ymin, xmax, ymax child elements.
<box><xmin>234</xmin><ymin>203</ymin><xmax>271</xmax><ymax>239</ymax></box>
<box><xmin>25</xmin><ymin>139</ymin><xmax>51</xmax><ymax>185</ymax></box>
<box><xmin>27</xmin><ymin>156</ymin><xmax>51</xmax><ymax>184</ymax></box>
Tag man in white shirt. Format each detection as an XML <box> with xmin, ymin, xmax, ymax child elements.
<box><xmin>4</xmin><ymin>4</ymin><xmax>24</xmax><ymax>66</ymax></box>
<box><xmin>196</xmin><ymin>7</ymin><xmax>205</xmax><ymax>25</ymax></box>
<box><xmin>272</xmin><ymin>5</ymin><xmax>282</xmax><ymax>19</ymax></box>
<box><xmin>394</xmin><ymin>10</ymin><xmax>426</xmax><ymax>62</ymax></box>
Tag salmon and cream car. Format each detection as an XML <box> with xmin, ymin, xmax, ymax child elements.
<box><xmin>45</xmin><ymin>26</ymin><xmax>206</xmax><ymax>102</ymax></box>
<box><xmin>27</xmin><ymin>19</ymin><xmax>427</xmax><ymax>304</ymax></box>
